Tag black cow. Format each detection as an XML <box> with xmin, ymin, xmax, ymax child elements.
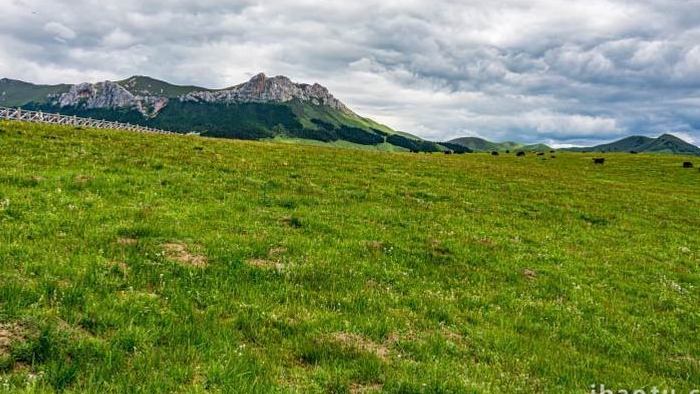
<box><xmin>491</xmin><ymin>151</ymin><xmax>499</xmax><ymax>156</ymax></box>
<box><xmin>683</xmin><ymin>161</ymin><xmax>693</xmax><ymax>168</ymax></box>
<box><xmin>444</xmin><ymin>150</ymin><xmax>453</xmax><ymax>155</ymax></box>
<box><xmin>537</xmin><ymin>152</ymin><xmax>545</xmax><ymax>156</ymax></box>
<box><xmin>505</xmin><ymin>150</ymin><xmax>510</xmax><ymax>154</ymax></box>
<box><xmin>516</xmin><ymin>151</ymin><xmax>525</xmax><ymax>157</ymax></box>
<box><xmin>550</xmin><ymin>155</ymin><xmax>556</xmax><ymax>159</ymax></box>
<box><xmin>593</xmin><ymin>158</ymin><xmax>605</xmax><ymax>165</ymax></box>
<box><xmin>630</xmin><ymin>151</ymin><xmax>638</xmax><ymax>154</ymax></box>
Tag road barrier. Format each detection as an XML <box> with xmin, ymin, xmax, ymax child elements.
<box><xmin>0</xmin><ymin>106</ymin><xmax>175</xmax><ymax>134</ymax></box>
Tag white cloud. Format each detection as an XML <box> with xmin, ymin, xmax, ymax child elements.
<box><xmin>43</xmin><ymin>21</ymin><xmax>76</xmax><ymax>41</ymax></box>
<box><xmin>102</xmin><ymin>29</ymin><xmax>136</xmax><ymax>48</ymax></box>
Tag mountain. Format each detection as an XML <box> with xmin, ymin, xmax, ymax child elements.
<box><xmin>566</xmin><ymin>134</ymin><xmax>700</xmax><ymax>155</ymax></box>
<box><xmin>0</xmin><ymin>78</ymin><xmax>71</xmax><ymax>107</ymax></box>
<box><xmin>3</xmin><ymin>73</ymin><xmax>452</xmax><ymax>152</ymax></box>
<box><xmin>447</xmin><ymin>136</ymin><xmax>552</xmax><ymax>152</ymax></box>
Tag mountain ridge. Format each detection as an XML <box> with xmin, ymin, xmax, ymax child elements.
<box><xmin>447</xmin><ymin>136</ymin><xmax>552</xmax><ymax>152</ymax></box>
<box><xmin>565</xmin><ymin>133</ymin><xmax>700</xmax><ymax>155</ymax></box>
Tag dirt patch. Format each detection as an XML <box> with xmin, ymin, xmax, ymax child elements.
<box><xmin>366</xmin><ymin>241</ymin><xmax>386</xmax><ymax>253</ymax></box>
<box><xmin>246</xmin><ymin>258</ymin><xmax>284</xmax><ymax>271</ymax></box>
<box><xmin>246</xmin><ymin>246</ymin><xmax>287</xmax><ymax>271</ymax></box>
<box><xmin>477</xmin><ymin>237</ymin><xmax>495</xmax><ymax>246</ymax></box>
<box><xmin>73</xmin><ymin>175</ymin><xmax>93</xmax><ymax>185</ymax></box>
<box><xmin>0</xmin><ymin>323</ymin><xmax>27</xmax><ymax>357</ymax></box>
<box><xmin>441</xmin><ymin>328</ymin><xmax>465</xmax><ymax>343</ymax></box>
<box><xmin>268</xmin><ymin>246</ymin><xmax>288</xmax><ymax>257</ymax></box>
<box><xmin>163</xmin><ymin>242</ymin><xmax>208</xmax><ymax>268</ymax></box>
<box><xmin>671</xmin><ymin>354</ymin><xmax>699</xmax><ymax>366</ymax></box>
<box><xmin>329</xmin><ymin>332</ymin><xmax>390</xmax><ymax>361</ymax></box>
<box><xmin>522</xmin><ymin>268</ymin><xmax>537</xmax><ymax>280</ymax></box>
<box><xmin>350</xmin><ymin>383</ymin><xmax>383</xmax><ymax>393</ymax></box>
<box><xmin>117</xmin><ymin>237</ymin><xmax>138</xmax><ymax>246</ymax></box>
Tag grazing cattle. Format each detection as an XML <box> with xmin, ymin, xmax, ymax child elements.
<box><xmin>505</xmin><ymin>150</ymin><xmax>510</xmax><ymax>154</ymax></box>
<box><xmin>491</xmin><ymin>151</ymin><xmax>499</xmax><ymax>156</ymax></box>
<box><xmin>550</xmin><ymin>155</ymin><xmax>556</xmax><ymax>158</ymax></box>
<box><xmin>683</xmin><ymin>161</ymin><xmax>693</xmax><ymax>168</ymax></box>
<box><xmin>593</xmin><ymin>158</ymin><xmax>605</xmax><ymax>165</ymax></box>
<box><xmin>516</xmin><ymin>151</ymin><xmax>525</xmax><ymax>157</ymax></box>
<box><xmin>537</xmin><ymin>152</ymin><xmax>544</xmax><ymax>156</ymax></box>
<box><xmin>630</xmin><ymin>150</ymin><xmax>638</xmax><ymax>154</ymax></box>
<box><xmin>444</xmin><ymin>150</ymin><xmax>453</xmax><ymax>155</ymax></box>
<box><xmin>550</xmin><ymin>150</ymin><xmax>556</xmax><ymax>153</ymax></box>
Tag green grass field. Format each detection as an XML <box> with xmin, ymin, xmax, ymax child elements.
<box><xmin>1</xmin><ymin>120</ymin><xmax>699</xmax><ymax>393</ymax></box>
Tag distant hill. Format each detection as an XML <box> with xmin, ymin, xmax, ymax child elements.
<box><xmin>566</xmin><ymin>134</ymin><xmax>700</xmax><ymax>155</ymax></box>
<box><xmin>447</xmin><ymin>136</ymin><xmax>552</xmax><ymax>152</ymax></box>
<box><xmin>0</xmin><ymin>78</ymin><xmax>71</xmax><ymax>107</ymax></box>
<box><xmin>2</xmin><ymin>73</ymin><xmax>453</xmax><ymax>153</ymax></box>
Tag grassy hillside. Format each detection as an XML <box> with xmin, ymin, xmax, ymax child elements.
<box><xmin>0</xmin><ymin>79</ymin><xmax>70</xmax><ymax>107</ymax></box>
<box><xmin>566</xmin><ymin>134</ymin><xmax>700</xmax><ymax>155</ymax></box>
<box><xmin>448</xmin><ymin>136</ymin><xmax>552</xmax><ymax>152</ymax></box>
<box><xmin>1</xmin><ymin>120</ymin><xmax>699</xmax><ymax>393</ymax></box>
<box><xmin>22</xmin><ymin>100</ymin><xmax>446</xmax><ymax>151</ymax></box>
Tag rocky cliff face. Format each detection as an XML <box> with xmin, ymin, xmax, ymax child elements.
<box><xmin>181</xmin><ymin>73</ymin><xmax>351</xmax><ymax>113</ymax></box>
<box><xmin>53</xmin><ymin>73</ymin><xmax>351</xmax><ymax>118</ymax></box>
<box><xmin>54</xmin><ymin>81</ymin><xmax>169</xmax><ymax>118</ymax></box>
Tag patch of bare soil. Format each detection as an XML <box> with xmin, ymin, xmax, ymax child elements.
<box><xmin>0</xmin><ymin>323</ymin><xmax>27</xmax><ymax>358</ymax></box>
<box><xmin>246</xmin><ymin>246</ymin><xmax>287</xmax><ymax>270</ymax></box>
<box><xmin>246</xmin><ymin>258</ymin><xmax>283</xmax><ymax>270</ymax></box>
<box><xmin>163</xmin><ymin>242</ymin><xmax>208</xmax><ymax>268</ymax></box>
<box><xmin>350</xmin><ymin>383</ymin><xmax>383</xmax><ymax>393</ymax></box>
<box><xmin>477</xmin><ymin>237</ymin><xmax>496</xmax><ymax>246</ymax></box>
<box><xmin>268</xmin><ymin>246</ymin><xmax>288</xmax><ymax>257</ymax></box>
<box><xmin>117</xmin><ymin>237</ymin><xmax>138</xmax><ymax>246</ymax></box>
<box><xmin>73</xmin><ymin>174</ymin><xmax>93</xmax><ymax>185</ymax></box>
<box><xmin>330</xmin><ymin>332</ymin><xmax>390</xmax><ymax>361</ymax></box>
<box><xmin>522</xmin><ymin>268</ymin><xmax>537</xmax><ymax>280</ymax></box>
<box><xmin>366</xmin><ymin>240</ymin><xmax>385</xmax><ymax>252</ymax></box>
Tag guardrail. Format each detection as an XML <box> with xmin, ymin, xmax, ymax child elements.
<box><xmin>0</xmin><ymin>106</ymin><xmax>175</xmax><ymax>134</ymax></box>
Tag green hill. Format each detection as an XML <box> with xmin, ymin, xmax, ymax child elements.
<box><xmin>1</xmin><ymin>120</ymin><xmax>699</xmax><ymax>392</ymax></box>
<box><xmin>0</xmin><ymin>78</ymin><xmax>70</xmax><ymax>107</ymax></box>
<box><xmin>116</xmin><ymin>76</ymin><xmax>207</xmax><ymax>97</ymax></box>
<box><xmin>567</xmin><ymin>134</ymin><xmax>700</xmax><ymax>155</ymax></box>
<box><xmin>447</xmin><ymin>136</ymin><xmax>551</xmax><ymax>152</ymax></box>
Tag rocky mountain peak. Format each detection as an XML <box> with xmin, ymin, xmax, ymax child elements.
<box><xmin>183</xmin><ymin>73</ymin><xmax>351</xmax><ymax>113</ymax></box>
<box><xmin>58</xmin><ymin>81</ymin><xmax>135</xmax><ymax>108</ymax></box>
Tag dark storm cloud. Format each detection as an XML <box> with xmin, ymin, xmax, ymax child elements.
<box><xmin>1</xmin><ymin>0</ymin><xmax>699</xmax><ymax>145</ymax></box>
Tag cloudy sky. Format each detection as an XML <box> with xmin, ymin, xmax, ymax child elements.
<box><xmin>1</xmin><ymin>0</ymin><xmax>699</xmax><ymax>145</ymax></box>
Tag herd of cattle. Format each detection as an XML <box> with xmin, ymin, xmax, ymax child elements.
<box><xmin>442</xmin><ymin>149</ymin><xmax>696</xmax><ymax>169</ymax></box>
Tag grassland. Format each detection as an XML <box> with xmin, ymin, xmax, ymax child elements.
<box><xmin>0</xmin><ymin>120</ymin><xmax>699</xmax><ymax>393</ymax></box>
